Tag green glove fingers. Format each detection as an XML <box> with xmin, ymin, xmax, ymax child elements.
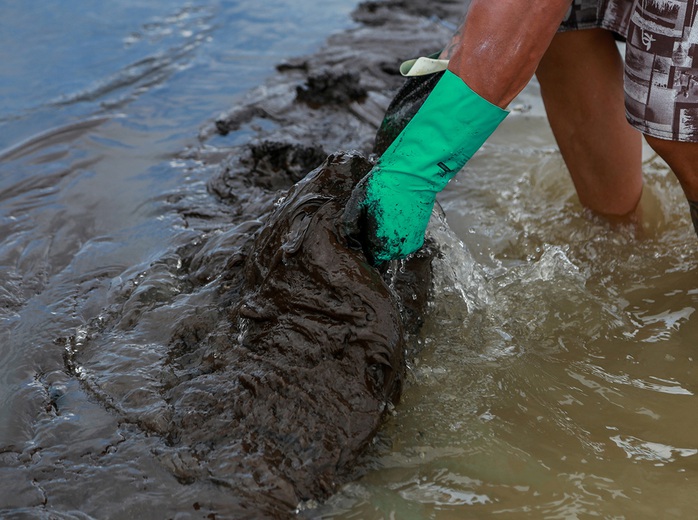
<box><xmin>359</xmin><ymin>69</ymin><xmax>508</xmax><ymax>263</ymax></box>
<box><xmin>362</xmin><ymin>174</ymin><xmax>436</xmax><ymax>264</ymax></box>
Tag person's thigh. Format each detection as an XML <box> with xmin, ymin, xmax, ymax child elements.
<box><xmin>619</xmin><ymin>0</ymin><xmax>698</xmax><ymax>235</ymax></box>
<box><xmin>536</xmin><ymin>28</ymin><xmax>644</xmax><ymax>219</ymax></box>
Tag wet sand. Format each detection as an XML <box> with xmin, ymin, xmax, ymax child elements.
<box><xmin>202</xmin><ymin>0</ymin><xmax>463</xmax><ymax>154</ymax></box>
<box><xmin>1</xmin><ymin>1</ymin><xmax>468</xmax><ymax>519</ymax></box>
<box><xmin>158</xmin><ymin>1</ymin><xmax>466</xmax><ymax>513</ymax></box>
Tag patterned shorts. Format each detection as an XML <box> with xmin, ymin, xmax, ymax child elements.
<box><xmin>561</xmin><ymin>0</ymin><xmax>698</xmax><ymax>142</ymax></box>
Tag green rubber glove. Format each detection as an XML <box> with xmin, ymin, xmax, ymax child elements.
<box><xmin>344</xmin><ymin>69</ymin><xmax>508</xmax><ymax>264</ymax></box>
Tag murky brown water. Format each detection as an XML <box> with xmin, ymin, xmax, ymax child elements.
<box><xmin>312</xmin><ymin>81</ymin><xmax>698</xmax><ymax>519</ymax></box>
<box><xmin>2</xmin><ymin>1</ymin><xmax>695</xmax><ymax>518</ymax></box>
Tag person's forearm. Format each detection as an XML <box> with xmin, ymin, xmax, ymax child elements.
<box><xmin>442</xmin><ymin>0</ymin><xmax>572</xmax><ymax>108</ymax></box>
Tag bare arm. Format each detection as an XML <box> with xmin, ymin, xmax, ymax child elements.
<box><xmin>440</xmin><ymin>0</ymin><xmax>573</xmax><ymax>108</ymax></box>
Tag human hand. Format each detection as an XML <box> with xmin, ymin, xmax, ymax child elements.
<box><xmin>343</xmin><ymin>167</ymin><xmax>435</xmax><ymax>265</ymax></box>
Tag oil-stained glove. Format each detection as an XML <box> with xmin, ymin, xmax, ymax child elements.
<box><xmin>344</xmin><ymin>69</ymin><xmax>508</xmax><ymax>265</ymax></box>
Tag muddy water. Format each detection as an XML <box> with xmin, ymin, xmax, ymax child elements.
<box><xmin>2</xmin><ymin>1</ymin><xmax>697</xmax><ymax>519</ymax></box>
<box><xmin>314</xmin><ymin>83</ymin><xmax>698</xmax><ymax>519</ymax></box>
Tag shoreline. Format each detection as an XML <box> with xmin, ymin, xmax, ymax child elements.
<box><xmin>193</xmin><ymin>1</ymin><xmax>464</xmax><ymax>171</ymax></box>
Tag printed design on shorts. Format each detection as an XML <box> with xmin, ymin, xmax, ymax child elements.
<box><xmin>625</xmin><ymin>0</ymin><xmax>698</xmax><ymax>140</ymax></box>
<box><xmin>561</xmin><ymin>0</ymin><xmax>633</xmax><ymax>32</ymax></box>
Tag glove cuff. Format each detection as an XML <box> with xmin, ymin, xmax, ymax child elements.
<box><xmin>376</xmin><ymin>69</ymin><xmax>508</xmax><ymax>193</ymax></box>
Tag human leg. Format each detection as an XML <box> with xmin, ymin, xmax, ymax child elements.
<box><xmin>644</xmin><ymin>136</ymin><xmax>698</xmax><ymax>236</ymax></box>
<box><xmin>439</xmin><ymin>0</ymin><xmax>573</xmax><ymax>108</ymax></box>
<box><xmin>536</xmin><ymin>29</ymin><xmax>644</xmax><ymax>220</ymax></box>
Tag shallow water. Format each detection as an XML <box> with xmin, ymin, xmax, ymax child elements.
<box><xmin>312</xmin><ymin>83</ymin><xmax>698</xmax><ymax>519</ymax></box>
<box><xmin>2</xmin><ymin>2</ymin><xmax>697</xmax><ymax>519</ymax></box>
